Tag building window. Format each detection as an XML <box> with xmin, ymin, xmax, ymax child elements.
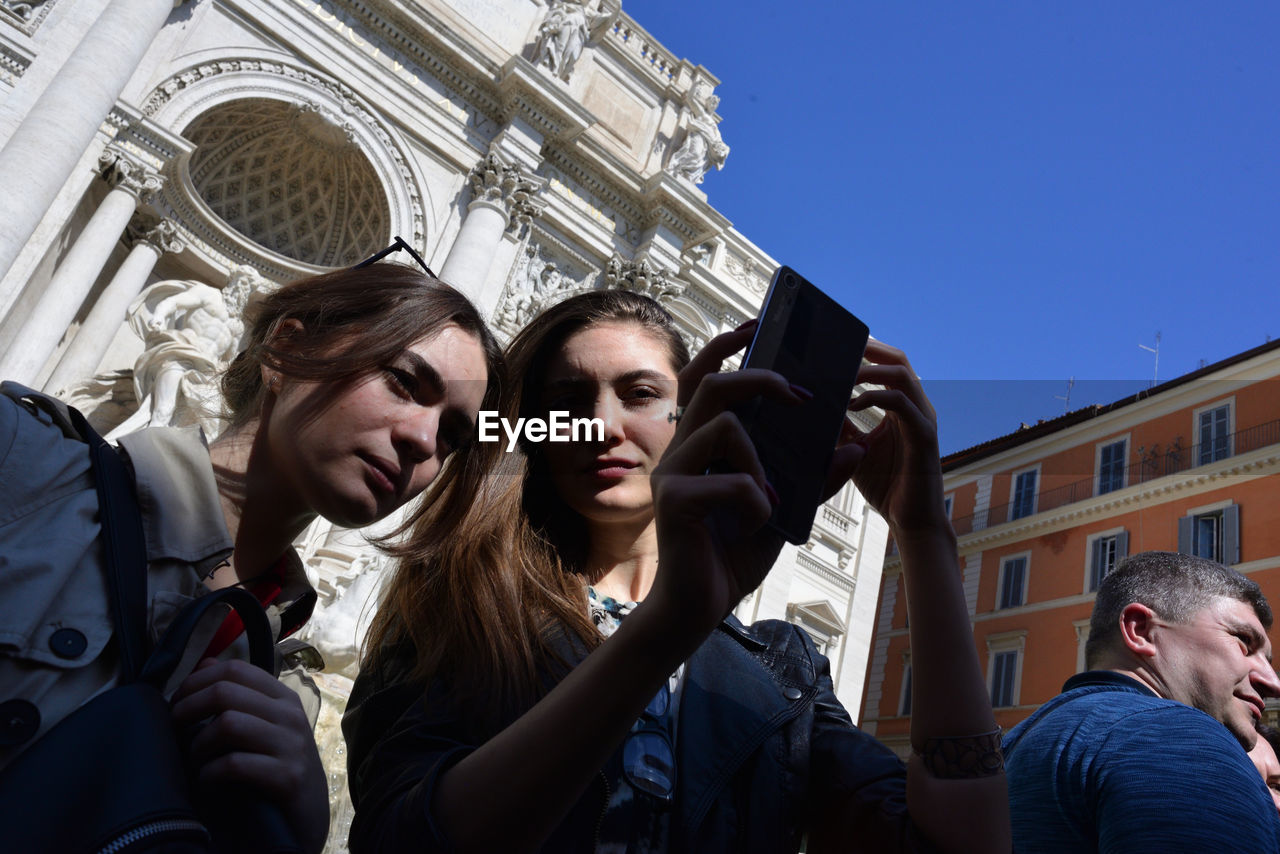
<box><xmin>943</xmin><ymin>494</ymin><xmax>953</xmax><ymax>520</ymax></box>
<box><xmin>1010</xmin><ymin>468</ymin><xmax>1038</xmax><ymax>520</ymax></box>
<box><xmin>986</xmin><ymin>630</ymin><xmax>1027</xmax><ymax>709</ymax></box>
<box><xmin>991</xmin><ymin>650</ymin><xmax>1019</xmax><ymax>707</ymax></box>
<box><xmin>1178</xmin><ymin>504</ymin><xmax>1241</xmax><ymax>565</ymax></box>
<box><xmin>899</xmin><ymin>661</ymin><xmax>912</xmax><ymax>716</ymax></box>
<box><xmin>1088</xmin><ymin>531</ymin><xmax>1128</xmax><ymax>593</ymax></box>
<box><xmin>1097</xmin><ymin>439</ymin><xmax>1127</xmax><ymax>495</ymax></box>
<box><xmin>998</xmin><ymin>555</ymin><xmax>1028</xmax><ymax>609</ymax></box>
<box><xmin>1197</xmin><ymin>403</ymin><xmax>1233</xmax><ymax>466</ymax></box>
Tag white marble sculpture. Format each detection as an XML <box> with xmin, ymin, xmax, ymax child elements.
<box><xmin>106</xmin><ymin>268</ymin><xmax>261</xmax><ymax>439</ymax></box>
<box><xmin>533</xmin><ymin>0</ymin><xmax>610</xmax><ymax>81</ymax></box>
<box><xmin>667</xmin><ymin>80</ymin><xmax>730</xmax><ymax>185</ymax></box>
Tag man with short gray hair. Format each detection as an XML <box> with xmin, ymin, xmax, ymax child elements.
<box><xmin>1004</xmin><ymin>551</ymin><xmax>1280</xmax><ymax>851</ymax></box>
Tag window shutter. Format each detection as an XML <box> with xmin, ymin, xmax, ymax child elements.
<box><xmin>1177</xmin><ymin>516</ymin><xmax>1192</xmax><ymax>554</ymax></box>
<box><xmin>1223</xmin><ymin>504</ymin><xmax>1241</xmax><ymax>565</ymax></box>
<box><xmin>1116</xmin><ymin>530</ymin><xmax>1129</xmax><ymax>560</ymax></box>
<box><xmin>1089</xmin><ymin>538</ymin><xmax>1103</xmax><ymax>592</ymax></box>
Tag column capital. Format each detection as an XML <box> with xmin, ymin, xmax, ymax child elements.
<box><xmin>125</xmin><ymin>214</ymin><xmax>185</xmax><ymax>255</ymax></box>
<box><xmin>602</xmin><ymin>252</ymin><xmax>685</xmax><ymax>302</ymax></box>
<box><xmin>99</xmin><ymin>147</ymin><xmax>164</xmax><ymax>203</ymax></box>
<box><xmin>467</xmin><ymin>150</ymin><xmax>545</xmax><ymax>233</ymax></box>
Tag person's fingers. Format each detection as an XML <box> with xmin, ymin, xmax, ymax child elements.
<box><xmin>173</xmin><ymin>657</ymin><xmax>290</xmax><ymax>706</ymax></box>
<box><xmin>676</xmin><ymin>320</ymin><xmax>757</xmax><ymax>406</ymax></box>
<box><xmin>862</xmin><ymin>339</ymin><xmax>915</xmax><ymax>374</ymax></box>
<box><xmin>854</xmin><ymin>363</ymin><xmax>936</xmax><ymax>425</ymax></box>
<box><xmin>172</xmin><ymin>672</ymin><xmax>294</xmax><ymax>727</ymax></box>
<box><xmin>658</xmin><ymin>410</ymin><xmax>768</xmax><ymax>490</ymax></box>
<box><xmin>656</xmin><ymin>472</ymin><xmax>774</xmax><ymax>534</ymax></box>
<box><xmin>849</xmin><ymin>388</ymin><xmax>934</xmax><ymax>439</ymax></box>
<box><xmin>187</xmin><ymin>704</ymin><xmax>308</xmax><ymax>767</ymax></box>
<box><xmin>673</xmin><ymin>368</ymin><xmax>805</xmax><ymax>444</ymax></box>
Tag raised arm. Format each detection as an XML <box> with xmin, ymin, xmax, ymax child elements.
<box><xmin>812</xmin><ymin>340</ymin><xmax>1009</xmax><ymax>854</ymax></box>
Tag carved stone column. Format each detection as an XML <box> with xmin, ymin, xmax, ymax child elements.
<box><xmin>438</xmin><ymin>150</ymin><xmax>544</xmax><ymax>315</ymax></box>
<box><xmin>45</xmin><ymin>215</ymin><xmax>184</xmax><ymax>395</ymax></box>
<box><xmin>0</xmin><ymin>148</ymin><xmax>163</xmax><ymax>385</ymax></box>
<box><xmin>0</xmin><ymin>0</ymin><xmax>189</xmax><ymax>316</ymax></box>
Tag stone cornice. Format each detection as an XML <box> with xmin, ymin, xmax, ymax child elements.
<box><xmin>796</xmin><ymin>549</ymin><xmax>856</xmax><ymax>593</ymax></box>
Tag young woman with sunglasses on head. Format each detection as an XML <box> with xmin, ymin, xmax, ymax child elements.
<box><xmin>0</xmin><ymin>250</ymin><xmax>501</xmax><ymax>854</ymax></box>
<box><xmin>345</xmin><ymin>289</ymin><xmax>1009</xmax><ymax>853</ymax></box>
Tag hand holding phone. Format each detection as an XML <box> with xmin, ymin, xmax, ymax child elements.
<box><xmin>736</xmin><ymin>266</ymin><xmax>869</xmax><ymax>544</ymax></box>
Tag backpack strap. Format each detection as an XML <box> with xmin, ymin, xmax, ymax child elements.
<box><xmin>67</xmin><ymin>406</ymin><xmax>150</xmax><ymax>683</ymax></box>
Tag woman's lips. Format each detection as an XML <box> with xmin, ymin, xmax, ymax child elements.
<box><xmin>361</xmin><ymin>454</ymin><xmax>399</xmax><ymax>494</ymax></box>
<box><xmin>588</xmin><ymin>459</ymin><xmax>638</xmax><ymax>479</ymax></box>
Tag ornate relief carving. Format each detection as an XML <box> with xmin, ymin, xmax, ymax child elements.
<box><xmin>0</xmin><ymin>0</ymin><xmax>53</xmax><ymax>31</ymax></box>
<box><xmin>125</xmin><ymin>215</ymin><xmax>186</xmax><ymax>256</ymax></box>
<box><xmin>495</xmin><ymin>241</ymin><xmax>588</xmax><ymax>334</ymax></box>
<box><xmin>99</xmin><ymin>147</ymin><xmax>164</xmax><ymax>203</ymax></box>
<box><xmin>468</xmin><ymin>151</ymin><xmax>546</xmax><ymax>234</ymax></box>
<box><xmin>725</xmin><ymin>252</ymin><xmax>768</xmax><ymax>295</ymax></box>
<box><xmin>603</xmin><ymin>252</ymin><xmax>685</xmax><ymax>301</ymax></box>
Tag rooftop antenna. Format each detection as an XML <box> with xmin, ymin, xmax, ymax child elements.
<box><xmin>1138</xmin><ymin>331</ymin><xmax>1161</xmax><ymax>388</ymax></box>
<box><xmin>1053</xmin><ymin>376</ymin><xmax>1075</xmax><ymax>413</ymax></box>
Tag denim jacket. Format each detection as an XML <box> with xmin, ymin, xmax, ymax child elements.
<box><xmin>344</xmin><ymin>615</ymin><xmax>936</xmax><ymax>853</ymax></box>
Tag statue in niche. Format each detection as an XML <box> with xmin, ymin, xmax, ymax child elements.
<box><xmin>667</xmin><ymin>80</ymin><xmax>730</xmax><ymax>185</ymax></box>
<box><xmin>107</xmin><ymin>266</ymin><xmax>267</xmax><ymax>439</ymax></box>
<box><xmin>533</xmin><ymin>0</ymin><xmax>611</xmax><ymax>81</ymax></box>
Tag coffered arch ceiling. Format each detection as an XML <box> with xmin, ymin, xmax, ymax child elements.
<box><xmin>184</xmin><ymin>98</ymin><xmax>390</xmax><ymax>267</ymax></box>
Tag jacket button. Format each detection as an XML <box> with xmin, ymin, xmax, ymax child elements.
<box><xmin>49</xmin><ymin>628</ymin><xmax>88</xmax><ymax>659</ymax></box>
<box><xmin>0</xmin><ymin>700</ymin><xmax>40</xmax><ymax>748</ymax></box>
<box><xmin>783</xmin><ymin>687</ymin><xmax>803</xmax><ymax>701</ymax></box>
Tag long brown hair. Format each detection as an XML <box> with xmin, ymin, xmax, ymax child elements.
<box><xmin>222</xmin><ymin>263</ymin><xmax>502</xmax><ymax>426</ymax></box>
<box><xmin>364</xmin><ymin>290</ymin><xmax>690</xmax><ymax>735</ymax></box>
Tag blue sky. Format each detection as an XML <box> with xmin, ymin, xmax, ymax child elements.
<box><xmin>629</xmin><ymin>1</ymin><xmax>1280</xmax><ymax>454</ymax></box>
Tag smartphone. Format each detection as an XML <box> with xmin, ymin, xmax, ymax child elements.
<box><xmin>736</xmin><ymin>266</ymin><xmax>869</xmax><ymax>544</ymax></box>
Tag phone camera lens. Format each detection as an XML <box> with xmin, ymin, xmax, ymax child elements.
<box><xmin>783</xmin><ymin>274</ymin><xmax>798</xmax><ymax>289</ymax></box>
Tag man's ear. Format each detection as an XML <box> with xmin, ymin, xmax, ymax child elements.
<box><xmin>1118</xmin><ymin>602</ymin><xmax>1161</xmax><ymax>660</ymax></box>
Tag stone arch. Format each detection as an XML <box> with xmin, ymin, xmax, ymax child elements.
<box><xmin>141</xmin><ymin>52</ymin><xmax>430</xmax><ymax>274</ymax></box>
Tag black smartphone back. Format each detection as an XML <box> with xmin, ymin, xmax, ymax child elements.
<box><xmin>737</xmin><ymin>266</ymin><xmax>869</xmax><ymax>545</ymax></box>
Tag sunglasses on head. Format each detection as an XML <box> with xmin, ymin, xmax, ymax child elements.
<box><xmin>353</xmin><ymin>236</ymin><xmax>436</xmax><ymax>277</ymax></box>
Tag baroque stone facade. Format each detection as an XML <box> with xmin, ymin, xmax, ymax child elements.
<box><xmin>0</xmin><ymin>2</ymin><xmax>888</xmax><ymax>850</ymax></box>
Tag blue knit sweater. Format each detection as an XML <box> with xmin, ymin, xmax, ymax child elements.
<box><xmin>1004</xmin><ymin>670</ymin><xmax>1280</xmax><ymax>853</ymax></box>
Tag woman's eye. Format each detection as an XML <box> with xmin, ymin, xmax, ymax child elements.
<box><xmin>625</xmin><ymin>386</ymin><xmax>663</xmax><ymax>404</ymax></box>
<box><xmin>385</xmin><ymin>367</ymin><xmax>418</xmax><ymax>397</ymax></box>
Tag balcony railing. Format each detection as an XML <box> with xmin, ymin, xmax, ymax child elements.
<box><xmin>947</xmin><ymin>418</ymin><xmax>1280</xmax><ymax>537</ymax></box>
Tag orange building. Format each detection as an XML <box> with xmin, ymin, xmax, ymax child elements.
<box><xmin>860</xmin><ymin>340</ymin><xmax>1280</xmax><ymax>754</ymax></box>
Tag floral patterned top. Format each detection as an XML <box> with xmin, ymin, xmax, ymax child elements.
<box><xmin>588</xmin><ymin>588</ymin><xmax>684</xmax><ymax>854</ymax></box>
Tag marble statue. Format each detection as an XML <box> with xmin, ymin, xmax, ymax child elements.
<box><xmin>106</xmin><ymin>269</ymin><xmax>260</xmax><ymax>439</ymax></box>
<box><xmin>667</xmin><ymin>80</ymin><xmax>730</xmax><ymax>185</ymax></box>
<box><xmin>533</xmin><ymin>0</ymin><xmax>610</xmax><ymax>81</ymax></box>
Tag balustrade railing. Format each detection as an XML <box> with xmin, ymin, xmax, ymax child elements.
<box><xmin>946</xmin><ymin>417</ymin><xmax>1280</xmax><ymax>537</ymax></box>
